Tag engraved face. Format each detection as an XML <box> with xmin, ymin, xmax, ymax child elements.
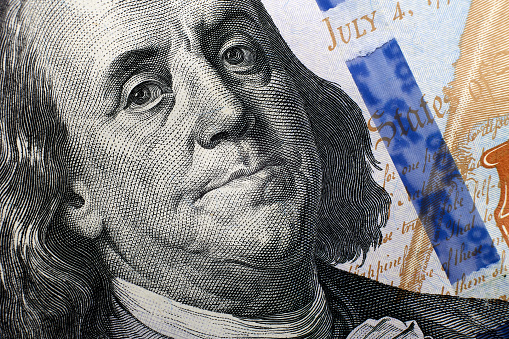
<box><xmin>25</xmin><ymin>0</ymin><xmax>322</xmax><ymax>313</ymax></box>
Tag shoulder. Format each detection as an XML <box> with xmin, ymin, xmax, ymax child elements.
<box><xmin>316</xmin><ymin>260</ymin><xmax>509</xmax><ymax>339</ymax></box>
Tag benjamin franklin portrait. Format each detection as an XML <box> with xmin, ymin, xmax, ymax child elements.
<box><xmin>0</xmin><ymin>0</ymin><xmax>507</xmax><ymax>338</ymax></box>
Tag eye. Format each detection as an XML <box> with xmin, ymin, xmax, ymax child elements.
<box><xmin>213</xmin><ymin>34</ymin><xmax>270</xmax><ymax>85</ymax></box>
<box><xmin>120</xmin><ymin>73</ymin><xmax>173</xmax><ymax>114</ymax></box>
<box><xmin>223</xmin><ymin>46</ymin><xmax>255</xmax><ymax>66</ymax></box>
<box><xmin>125</xmin><ymin>81</ymin><xmax>164</xmax><ymax>110</ymax></box>
<box><xmin>220</xmin><ymin>44</ymin><xmax>258</xmax><ymax>73</ymax></box>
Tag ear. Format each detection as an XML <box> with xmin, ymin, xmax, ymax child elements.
<box><xmin>63</xmin><ymin>181</ymin><xmax>103</xmax><ymax>238</ymax></box>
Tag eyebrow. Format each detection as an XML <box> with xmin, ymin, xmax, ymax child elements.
<box><xmin>105</xmin><ymin>47</ymin><xmax>159</xmax><ymax>82</ymax></box>
<box><xmin>203</xmin><ymin>6</ymin><xmax>261</xmax><ymax>32</ymax></box>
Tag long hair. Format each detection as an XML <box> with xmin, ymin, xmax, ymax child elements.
<box><xmin>0</xmin><ymin>1</ymin><xmax>390</xmax><ymax>337</ymax></box>
<box><xmin>0</xmin><ymin>2</ymin><xmax>110</xmax><ymax>338</ymax></box>
<box><xmin>253</xmin><ymin>2</ymin><xmax>391</xmax><ymax>264</ymax></box>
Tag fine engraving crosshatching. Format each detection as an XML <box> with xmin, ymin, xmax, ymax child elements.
<box><xmin>0</xmin><ymin>0</ymin><xmax>508</xmax><ymax>338</ymax></box>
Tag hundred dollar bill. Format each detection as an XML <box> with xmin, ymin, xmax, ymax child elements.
<box><xmin>263</xmin><ymin>0</ymin><xmax>509</xmax><ymax>300</ymax></box>
<box><xmin>1</xmin><ymin>0</ymin><xmax>508</xmax><ymax>337</ymax></box>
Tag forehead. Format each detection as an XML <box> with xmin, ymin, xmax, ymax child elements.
<box><xmin>22</xmin><ymin>0</ymin><xmax>261</xmax><ymax>75</ymax></box>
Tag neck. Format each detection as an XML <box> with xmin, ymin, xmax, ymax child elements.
<box><xmin>112</xmin><ymin>276</ymin><xmax>333</xmax><ymax>339</ymax></box>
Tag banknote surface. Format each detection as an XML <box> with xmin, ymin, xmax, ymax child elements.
<box><xmin>0</xmin><ymin>0</ymin><xmax>508</xmax><ymax>338</ymax></box>
<box><xmin>264</xmin><ymin>0</ymin><xmax>509</xmax><ymax>299</ymax></box>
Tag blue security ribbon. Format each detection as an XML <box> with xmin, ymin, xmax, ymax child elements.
<box><xmin>315</xmin><ymin>0</ymin><xmax>346</xmax><ymax>12</ymax></box>
<box><xmin>345</xmin><ymin>39</ymin><xmax>498</xmax><ymax>283</ymax></box>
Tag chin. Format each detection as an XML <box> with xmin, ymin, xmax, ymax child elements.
<box><xmin>204</xmin><ymin>197</ymin><xmax>316</xmax><ymax>270</ymax></box>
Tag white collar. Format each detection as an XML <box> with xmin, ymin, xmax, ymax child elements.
<box><xmin>113</xmin><ymin>277</ymin><xmax>332</xmax><ymax>339</ymax></box>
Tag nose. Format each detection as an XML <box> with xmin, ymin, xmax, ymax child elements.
<box><xmin>172</xmin><ymin>51</ymin><xmax>252</xmax><ymax>149</ymax></box>
<box><xmin>193</xmin><ymin>94</ymin><xmax>251</xmax><ymax>149</ymax></box>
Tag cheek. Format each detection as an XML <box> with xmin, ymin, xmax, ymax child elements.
<box><xmin>239</xmin><ymin>71</ymin><xmax>313</xmax><ymax>139</ymax></box>
<box><xmin>74</xmin><ymin>118</ymin><xmax>196</xmax><ymax>243</ymax></box>
<box><xmin>240</xmin><ymin>80</ymin><xmax>321</xmax><ymax>183</ymax></box>
<box><xmin>91</xmin><ymin>151</ymin><xmax>198</xmax><ymax>250</ymax></box>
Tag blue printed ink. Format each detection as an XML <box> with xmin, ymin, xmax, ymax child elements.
<box><xmin>315</xmin><ymin>0</ymin><xmax>346</xmax><ymax>12</ymax></box>
<box><xmin>346</xmin><ymin>39</ymin><xmax>499</xmax><ymax>283</ymax></box>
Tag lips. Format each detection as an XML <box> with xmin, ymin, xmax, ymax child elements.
<box><xmin>195</xmin><ymin>157</ymin><xmax>295</xmax><ymax>205</ymax></box>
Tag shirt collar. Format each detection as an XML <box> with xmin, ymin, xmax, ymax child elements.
<box><xmin>112</xmin><ymin>276</ymin><xmax>332</xmax><ymax>339</ymax></box>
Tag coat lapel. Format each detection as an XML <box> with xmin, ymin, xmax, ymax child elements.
<box><xmin>316</xmin><ymin>260</ymin><xmax>509</xmax><ymax>338</ymax></box>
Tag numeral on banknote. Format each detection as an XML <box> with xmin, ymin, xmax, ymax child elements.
<box><xmin>393</xmin><ymin>2</ymin><xmax>413</xmax><ymax>21</ymax></box>
<box><xmin>393</xmin><ymin>2</ymin><xmax>405</xmax><ymax>20</ymax></box>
